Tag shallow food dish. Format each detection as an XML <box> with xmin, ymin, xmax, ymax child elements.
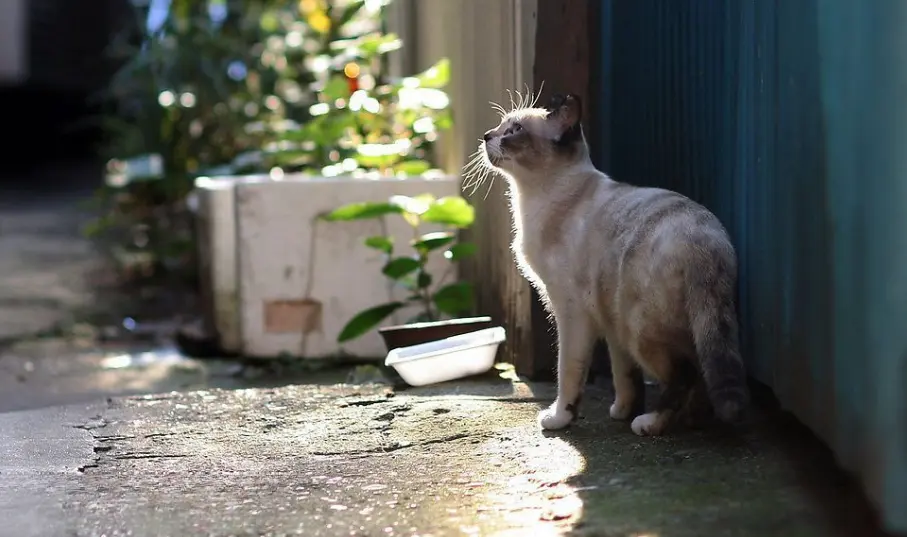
<box><xmin>383</xmin><ymin>327</ymin><xmax>507</xmax><ymax>386</ymax></box>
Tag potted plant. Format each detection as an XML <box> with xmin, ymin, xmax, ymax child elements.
<box><xmin>321</xmin><ymin>193</ymin><xmax>492</xmax><ymax>351</ymax></box>
<box><xmin>98</xmin><ymin>0</ymin><xmax>463</xmax><ymax>358</ymax></box>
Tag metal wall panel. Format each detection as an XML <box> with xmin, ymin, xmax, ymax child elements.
<box><xmin>599</xmin><ymin>0</ymin><xmax>907</xmax><ymax>532</ymax></box>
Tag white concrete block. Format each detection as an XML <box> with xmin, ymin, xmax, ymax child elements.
<box><xmin>197</xmin><ymin>174</ymin><xmax>462</xmax><ymax>360</ymax></box>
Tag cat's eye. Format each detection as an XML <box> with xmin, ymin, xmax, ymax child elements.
<box><xmin>512</xmin><ymin>123</ymin><xmax>523</xmax><ymax>132</ymax></box>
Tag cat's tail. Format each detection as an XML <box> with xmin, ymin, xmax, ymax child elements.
<box><xmin>689</xmin><ymin>292</ymin><xmax>749</xmax><ymax>424</ymax></box>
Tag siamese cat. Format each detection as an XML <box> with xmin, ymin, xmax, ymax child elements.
<box><xmin>467</xmin><ymin>92</ymin><xmax>748</xmax><ymax>436</ymax></box>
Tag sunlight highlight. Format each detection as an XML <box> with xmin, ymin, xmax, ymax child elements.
<box><xmin>475</xmin><ymin>421</ymin><xmax>588</xmax><ymax>536</ymax></box>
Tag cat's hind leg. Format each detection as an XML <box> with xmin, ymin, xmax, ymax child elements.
<box><xmin>539</xmin><ymin>309</ymin><xmax>596</xmax><ymax>430</ymax></box>
<box><xmin>631</xmin><ymin>347</ymin><xmax>696</xmax><ymax>436</ymax></box>
<box><xmin>607</xmin><ymin>343</ymin><xmax>646</xmax><ymax>420</ymax></box>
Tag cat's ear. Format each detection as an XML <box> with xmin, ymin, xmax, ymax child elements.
<box><xmin>545</xmin><ymin>93</ymin><xmax>583</xmax><ymax>143</ymax></box>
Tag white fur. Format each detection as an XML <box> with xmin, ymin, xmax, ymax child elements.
<box><xmin>631</xmin><ymin>411</ymin><xmax>672</xmax><ymax>437</ymax></box>
<box><xmin>539</xmin><ymin>404</ymin><xmax>575</xmax><ymax>430</ymax></box>
<box><xmin>508</xmin><ymin>164</ymin><xmax>607</xmax><ymax>431</ymax></box>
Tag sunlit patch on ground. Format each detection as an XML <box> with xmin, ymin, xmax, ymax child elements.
<box><xmin>477</xmin><ymin>432</ymin><xmax>587</xmax><ymax>534</ymax></box>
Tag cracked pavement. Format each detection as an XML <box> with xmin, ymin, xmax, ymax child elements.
<box><xmin>0</xmin><ymin>379</ymin><xmax>882</xmax><ymax>537</ymax></box>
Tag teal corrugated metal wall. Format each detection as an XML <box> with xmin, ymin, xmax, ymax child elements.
<box><xmin>598</xmin><ymin>0</ymin><xmax>907</xmax><ymax>532</ymax></box>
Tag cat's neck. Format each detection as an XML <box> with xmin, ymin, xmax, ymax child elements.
<box><xmin>505</xmin><ymin>159</ymin><xmax>611</xmax><ymax>207</ymax></box>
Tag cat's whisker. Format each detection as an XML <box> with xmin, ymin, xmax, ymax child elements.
<box><xmin>463</xmin><ymin>166</ymin><xmax>479</xmax><ymax>196</ymax></box>
<box><xmin>462</xmin><ymin>165</ymin><xmax>479</xmax><ymax>186</ymax></box>
<box><xmin>520</xmin><ymin>83</ymin><xmax>533</xmax><ymax>109</ymax></box>
<box><xmin>462</xmin><ymin>165</ymin><xmax>483</xmax><ymax>190</ymax></box>
<box><xmin>530</xmin><ymin>81</ymin><xmax>545</xmax><ymax>108</ymax></box>
<box><xmin>489</xmin><ymin>101</ymin><xmax>507</xmax><ymax>118</ymax></box>
<box><xmin>506</xmin><ymin>89</ymin><xmax>517</xmax><ymax>113</ymax></box>
<box><xmin>468</xmin><ymin>179</ymin><xmax>481</xmax><ymax>198</ymax></box>
<box><xmin>482</xmin><ymin>173</ymin><xmax>496</xmax><ymax>200</ymax></box>
<box><xmin>463</xmin><ymin>150</ymin><xmax>483</xmax><ymax>170</ymax></box>
<box><xmin>474</xmin><ymin>163</ymin><xmax>493</xmax><ymax>191</ymax></box>
<box><xmin>461</xmin><ymin>166</ymin><xmax>480</xmax><ymax>191</ymax></box>
<box><xmin>465</xmin><ymin>161</ymin><xmax>491</xmax><ymax>197</ymax></box>
<box><xmin>472</xmin><ymin>173</ymin><xmax>490</xmax><ymax>197</ymax></box>
<box><xmin>461</xmin><ymin>152</ymin><xmax>488</xmax><ymax>193</ymax></box>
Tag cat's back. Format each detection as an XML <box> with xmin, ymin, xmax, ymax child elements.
<box><xmin>599</xmin><ymin>181</ymin><xmax>734</xmax><ymax>262</ymax></box>
<box><xmin>595</xmin><ymin>181</ymin><xmax>736</xmax><ymax>331</ymax></box>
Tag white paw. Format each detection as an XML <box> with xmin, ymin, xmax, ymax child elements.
<box><xmin>538</xmin><ymin>405</ymin><xmax>574</xmax><ymax>430</ymax></box>
<box><xmin>609</xmin><ymin>400</ymin><xmax>632</xmax><ymax>420</ymax></box>
<box><xmin>631</xmin><ymin>412</ymin><xmax>665</xmax><ymax>437</ymax></box>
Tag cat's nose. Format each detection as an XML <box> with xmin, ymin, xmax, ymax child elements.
<box><xmin>483</xmin><ymin>130</ymin><xmax>494</xmax><ymax>142</ymax></box>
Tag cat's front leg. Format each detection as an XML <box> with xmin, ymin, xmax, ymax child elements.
<box><xmin>539</xmin><ymin>309</ymin><xmax>595</xmax><ymax>430</ymax></box>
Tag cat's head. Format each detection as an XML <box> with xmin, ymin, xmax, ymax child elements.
<box><xmin>474</xmin><ymin>92</ymin><xmax>588</xmax><ymax>183</ymax></box>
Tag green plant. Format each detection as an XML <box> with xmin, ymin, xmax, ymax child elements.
<box><xmin>321</xmin><ymin>194</ymin><xmax>477</xmax><ymax>343</ymax></box>
<box><xmin>86</xmin><ymin>0</ymin><xmax>318</xmax><ymax>280</ymax></box>
<box><xmin>262</xmin><ymin>0</ymin><xmax>453</xmax><ymax>177</ymax></box>
<box><xmin>142</xmin><ymin>0</ymin><xmax>455</xmax><ymax>179</ymax></box>
<box><xmin>87</xmin><ymin>0</ymin><xmax>453</xmax><ymax>285</ymax></box>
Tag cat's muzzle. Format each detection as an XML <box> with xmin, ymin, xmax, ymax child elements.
<box><xmin>483</xmin><ymin>142</ymin><xmax>504</xmax><ymax>166</ymax></box>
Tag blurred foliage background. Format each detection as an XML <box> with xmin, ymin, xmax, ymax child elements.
<box><xmin>86</xmin><ymin>0</ymin><xmax>452</xmax><ymax>287</ymax></box>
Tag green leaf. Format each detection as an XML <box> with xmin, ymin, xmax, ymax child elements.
<box><xmin>382</xmin><ymin>257</ymin><xmax>421</xmax><ymax>279</ymax></box>
<box><xmin>389</xmin><ymin>194</ymin><xmax>435</xmax><ymax>215</ymax></box>
<box><xmin>321</xmin><ymin>202</ymin><xmax>403</xmax><ymax>221</ymax></box>
<box><xmin>330</xmin><ymin>33</ymin><xmax>402</xmax><ymax>59</ymax></box>
<box><xmin>435</xmin><ymin>109</ymin><xmax>454</xmax><ymax>131</ymax></box>
<box><xmin>337</xmin><ymin>302</ymin><xmax>404</xmax><ymax>343</ymax></box>
<box><xmin>445</xmin><ymin>242</ymin><xmax>477</xmax><ymax>261</ymax></box>
<box><xmin>359</xmin><ymin>33</ymin><xmax>403</xmax><ymax>57</ymax></box>
<box><xmin>412</xmin><ymin>231</ymin><xmax>455</xmax><ymax>254</ymax></box>
<box><xmin>421</xmin><ymin>196</ymin><xmax>475</xmax><ymax>228</ymax></box>
<box><xmin>364</xmin><ymin>236</ymin><xmax>393</xmax><ymax>254</ymax></box>
<box><xmin>336</xmin><ymin>0</ymin><xmax>366</xmax><ymax>28</ymax></box>
<box><xmin>394</xmin><ymin>159</ymin><xmax>431</xmax><ymax>176</ymax></box>
<box><xmin>260</xmin><ymin>11</ymin><xmax>280</xmax><ymax>32</ymax></box>
<box><xmin>355</xmin><ymin>150</ymin><xmax>402</xmax><ymax>170</ymax></box>
<box><xmin>322</xmin><ymin>75</ymin><xmax>351</xmax><ymax>101</ymax></box>
<box><xmin>417</xmin><ymin>271</ymin><xmax>433</xmax><ymax>289</ymax></box>
<box><xmin>397</xmin><ymin>274</ymin><xmax>418</xmax><ymax>291</ymax></box>
<box><xmin>417</xmin><ymin>58</ymin><xmax>451</xmax><ymax>89</ymax></box>
<box><xmin>389</xmin><ymin>193</ymin><xmax>435</xmax><ymax>228</ymax></box>
<box><xmin>432</xmin><ymin>282</ymin><xmax>475</xmax><ymax>316</ymax></box>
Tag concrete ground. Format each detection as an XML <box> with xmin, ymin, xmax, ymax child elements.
<box><xmin>0</xmin><ymin>163</ymin><xmax>102</xmax><ymax>344</ymax></box>
<box><xmin>0</xmin><ymin>160</ymin><xmax>241</xmax><ymax>413</ymax></box>
<box><xmin>0</xmin><ymin>377</ymin><xmax>886</xmax><ymax>537</ymax></box>
<box><xmin>0</xmin><ymin>162</ymin><xmax>891</xmax><ymax>537</ymax></box>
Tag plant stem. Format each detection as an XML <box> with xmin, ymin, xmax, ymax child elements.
<box><xmin>410</xmin><ymin>220</ymin><xmax>435</xmax><ymax>320</ymax></box>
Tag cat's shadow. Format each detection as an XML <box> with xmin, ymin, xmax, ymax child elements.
<box><xmin>535</xmin><ymin>381</ymin><xmax>885</xmax><ymax>537</ymax></box>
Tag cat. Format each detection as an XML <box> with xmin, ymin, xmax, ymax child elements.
<box><xmin>465</xmin><ymin>92</ymin><xmax>748</xmax><ymax>436</ymax></box>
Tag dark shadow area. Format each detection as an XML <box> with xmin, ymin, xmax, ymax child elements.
<box><xmin>0</xmin><ymin>86</ymin><xmax>104</xmax><ymax>181</ymax></box>
<box><xmin>548</xmin><ymin>379</ymin><xmax>896</xmax><ymax>537</ymax></box>
<box><xmin>0</xmin><ymin>158</ymin><xmax>104</xmax><ymax>199</ymax></box>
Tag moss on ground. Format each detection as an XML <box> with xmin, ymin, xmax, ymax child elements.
<box><xmin>549</xmin><ymin>388</ymin><xmax>883</xmax><ymax>537</ymax></box>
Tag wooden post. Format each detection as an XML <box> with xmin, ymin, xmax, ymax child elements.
<box><xmin>524</xmin><ymin>0</ymin><xmax>602</xmax><ymax>380</ymax></box>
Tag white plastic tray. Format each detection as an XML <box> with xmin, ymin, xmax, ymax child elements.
<box><xmin>384</xmin><ymin>326</ymin><xmax>507</xmax><ymax>386</ymax></box>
